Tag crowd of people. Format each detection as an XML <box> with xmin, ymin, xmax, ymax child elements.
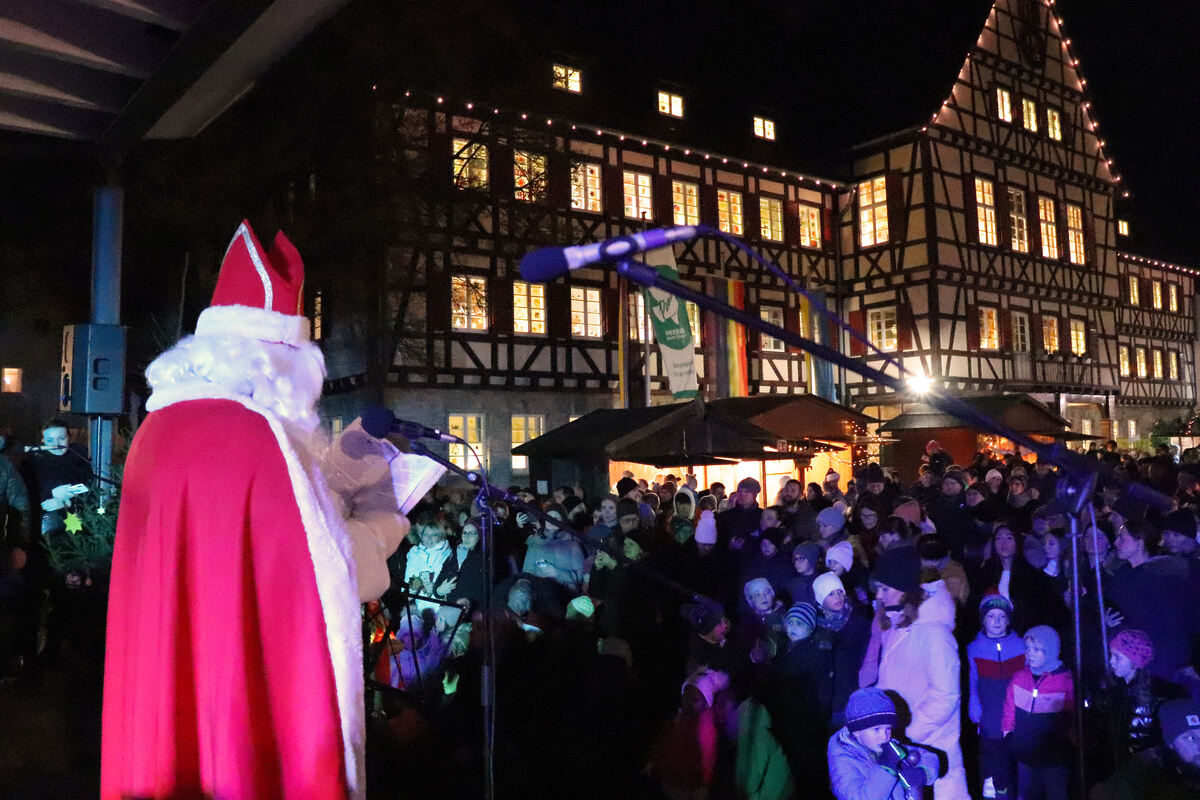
<box><xmin>367</xmin><ymin>439</ymin><xmax>1200</xmax><ymax>800</ymax></box>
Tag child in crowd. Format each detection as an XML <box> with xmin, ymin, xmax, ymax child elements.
<box><xmin>1003</xmin><ymin>625</ymin><xmax>1075</xmax><ymax>800</ymax></box>
<box><xmin>648</xmin><ymin>668</ymin><xmax>732</xmax><ymax>800</ymax></box>
<box><xmin>967</xmin><ymin>593</ymin><xmax>1025</xmax><ymax>798</ymax></box>
<box><xmin>827</xmin><ymin>687</ymin><xmax>939</xmax><ymax>800</ymax></box>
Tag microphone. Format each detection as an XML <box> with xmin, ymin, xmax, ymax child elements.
<box><xmin>518</xmin><ymin>225</ymin><xmax>701</xmax><ymax>282</ymax></box>
<box><xmin>359</xmin><ymin>406</ymin><xmax>460</xmax><ymax>443</ymax></box>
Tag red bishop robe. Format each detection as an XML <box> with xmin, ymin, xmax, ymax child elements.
<box><xmin>102</xmin><ymin>397</ymin><xmax>364</xmax><ymax>800</ymax></box>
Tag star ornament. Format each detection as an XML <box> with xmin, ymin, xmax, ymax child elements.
<box><xmin>64</xmin><ymin>512</ymin><xmax>84</xmax><ymax>534</ymax></box>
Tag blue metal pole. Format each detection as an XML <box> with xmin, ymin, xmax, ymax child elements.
<box><xmin>90</xmin><ymin>186</ymin><xmax>123</xmax><ymax>479</ymax></box>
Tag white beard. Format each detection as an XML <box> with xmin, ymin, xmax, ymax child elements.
<box><xmin>146</xmin><ymin>333</ymin><xmax>327</xmax><ymax>435</ymax></box>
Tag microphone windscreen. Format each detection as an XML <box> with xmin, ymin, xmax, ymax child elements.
<box><xmin>359</xmin><ymin>405</ymin><xmax>395</xmax><ymax>439</ymax></box>
<box><xmin>518</xmin><ymin>247</ymin><xmax>571</xmax><ymax>283</ymax></box>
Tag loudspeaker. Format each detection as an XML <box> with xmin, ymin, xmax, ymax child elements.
<box><xmin>60</xmin><ymin>323</ymin><xmax>126</xmax><ymax>415</ymax></box>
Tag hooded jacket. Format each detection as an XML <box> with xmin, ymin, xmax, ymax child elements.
<box><xmin>876</xmin><ymin>579</ymin><xmax>970</xmax><ymax>800</ymax></box>
<box><xmin>1001</xmin><ymin>663</ymin><xmax>1075</xmax><ymax>765</ymax></box>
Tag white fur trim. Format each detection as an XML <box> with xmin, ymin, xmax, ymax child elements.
<box><xmin>147</xmin><ymin>382</ymin><xmax>364</xmax><ymax>799</ymax></box>
<box><xmin>195</xmin><ymin>304</ymin><xmax>310</xmax><ymax>346</ymax></box>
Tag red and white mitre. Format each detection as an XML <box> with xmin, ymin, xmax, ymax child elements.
<box><xmin>194</xmin><ymin>220</ymin><xmax>310</xmax><ymax>345</ymax></box>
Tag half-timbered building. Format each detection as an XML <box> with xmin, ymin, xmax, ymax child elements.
<box><xmin>297</xmin><ymin>0</ymin><xmax>1198</xmax><ymax>483</ymax></box>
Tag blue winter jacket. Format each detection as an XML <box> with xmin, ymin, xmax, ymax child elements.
<box><xmin>966</xmin><ymin>630</ymin><xmax>1025</xmax><ymax>739</ymax></box>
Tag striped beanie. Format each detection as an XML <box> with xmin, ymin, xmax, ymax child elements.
<box><xmin>784</xmin><ymin>602</ymin><xmax>818</xmax><ymax>631</ymax></box>
<box><xmin>979</xmin><ymin>592</ymin><xmax>1013</xmax><ymax>621</ymax></box>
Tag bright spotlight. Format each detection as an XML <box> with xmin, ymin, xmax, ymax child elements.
<box><xmin>908</xmin><ymin>374</ymin><xmax>934</xmax><ymax>394</ymax></box>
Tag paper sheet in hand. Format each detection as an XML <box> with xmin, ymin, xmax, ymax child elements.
<box><xmin>389</xmin><ymin>451</ymin><xmax>445</xmax><ymax>514</ymax></box>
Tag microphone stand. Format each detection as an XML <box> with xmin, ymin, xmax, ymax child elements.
<box><xmin>405</xmin><ymin>440</ymin><xmax>498</xmax><ymax>800</ymax></box>
<box><xmin>610</xmin><ymin>255</ymin><xmax>1172</xmax><ymax>796</ymax></box>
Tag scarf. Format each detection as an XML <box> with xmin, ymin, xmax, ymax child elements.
<box><xmin>819</xmin><ymin>604</ymin><xmax>852</xmax><ymax>632</ymax></box>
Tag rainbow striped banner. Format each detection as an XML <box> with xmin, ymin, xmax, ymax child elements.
<box><xmin>704</xmin><ymin>277</ymin><xmax>749</xmax><ymax>398</ymax></box>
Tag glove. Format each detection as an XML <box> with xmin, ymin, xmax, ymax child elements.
<box><xmin>899</xmin><ymin>763</ymin><xmax>936</xmax><ymax>788</ymax></box>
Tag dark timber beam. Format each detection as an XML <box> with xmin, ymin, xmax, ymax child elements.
<box><xmin>0</xmin><ymin>0</ymin><xmax>173</xmax><ymax>80</ymax></box>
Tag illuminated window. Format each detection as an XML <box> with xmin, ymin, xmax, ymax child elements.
<box><xmin>311</xmin><ymin>289</ymin><xmax>324</xmax><ymax>341</ymax></box>
<box><xmin>622</xmin><ymin>171</ymin><xmax>653</xmax><ymax>220</ymax></box>
<box><xmin>514</xmin><ymin>151</ymin><xmax>547</xmax><ymax>202</ymax></box>
<box><xmin>511</xmin><ymin>414</ymin><xmax>544</xmax><ymax>472</ymax></box>
<box><xmin>1046</xmin><ymin>108</ymin><xmax>1062</xmax><ymax>140</ymax></box>
<box><xmin>1008</xmin><ymin>187</ymin><xmax>1028</xmax><ymax>252</ymax></box>
<box><xmin>760</xmin><ymin>307</ymin><xmax>785</xmax><ymax>352</ymax></box>
<box><xmin>687</xmin><ymin>301</ymin><xmax>701</xmax><ymax>347</ymax></box>
<box><xmin>451</xmin><ymin>138</ymin><xmax>488</xmax><ymax>190</ymax></box>
<box><xmin>1153</xmin><ymin>349</ymin><xmax>1164</xmax><ymax>379</ymax></box>
<box><xmin>1118</xmin><ymin>219</ymin><xmax>1130</xmax><ymax>236</ymax></box>
<box><xmin>1170</xmin><ymin>351</ymin><xmax>1180</xmax><ymax>380</ymax></box>
<box><xmin>1038</xmin><ymin>197</ymin><xmax>1058</xmax><ymax>259</ymax></box>
<box><xmin>1012</xmin><ymin>311</ymin><xmax>1030</xmax><ymax>352</ymax></box>
<box><xmin>717</xmin><ymin>189</ymin><xmax>744</xmax><ymax>235</ymax></box>
<box><xmin>1169</xmin><ymin>283</ymin><xmax>1179</xmax><ymax>312</ymax></box>
<box><xmin>1069</xmin><ymin>319</ymin><xmax>1087</xmax><ymax>356</ymax></box>
<box><xmin>657</xmin><ymin>91</ymin><xmax>683</xmax><ymax>117</ymax></box>
<box><xmin>798</xmin><ymin>204</ymin><xmax>821</xmax><ymax>248</ymax></box>
<box><xmin>1135</xmin><ymin>346</ymin><xmax>1147</xmax><ymax>377</ymax></box>
<box><xmin>753</xmin><ymin>116</ymin><xmax>776</xmax><ymax>140</ymax></box>
<box><xmin>975</xmin><ymin>177</ymin><xmax>998</xmax><ymax>246</ymax></box>
<box><xmin>448</xmin><ymin>414</ymin><xmax>485</xmax><ymax>470</ymax></box>
<box><xmin>331</xmin><ymin>417</ymin><xmax>344</xmax><ymax>435</ymax></box>
<box><xmin>1042</xmin><ymin>315</ymin><xmax>1060</xmax><ymax>353</ymax></box>
<box><xmin>513</xmin><ymin>281</ymin><xmax>546</xmax><ymax>335</ymax></box>
<box><xmin>867</xmin><ymin>308</ymin><xmax>898</xmax><ymax>353</ymax></box>
<box><xmin>858</xmin><ymin>177</ymin><xmax>889</xmax><ymax>247</ymax></box>
<box><xmin>552</xmin><ymin>64</ymin><xmax>581</xmax><ymax>93</ymax></box>
<box><xmin>629</xmin><ymin>292</ymin><xmax>653</xmax><ymax>343</ymax></box>
<box><xmin>1</xmin><ymin>367</ymin><xmax>21</xmax><ymax>393</ymax></box>
<box><xmin>571</xmin><ymin>287</ymin><xmax>602</xmax><ymax>338</ymax></box>
<box><xmin>451</xmin><ymin>275</ymin><xmax>488</xmax><ymax>331</ymax></box>
<box><xmin>1129</xmin><ymin>275</ymin><xmax>1140</xmax><ymax>305</ymax></box>
<box><xmin>1022</xmin><ymin>98</ymin><xmax>1038</xmax><ymax>132</ymax></box>
<box><xmin>1152</xmin><ymin>280</ymin><xmax>1163</xmax><ymax>310</ymax></box>
<box><xmin>980</xmin><ymin>307</ymin><xmax>1000</xmax><ymax>350</ymax></box>
<box><xmin>1066</xmin><ymin>204</ymin><xmax>1085</xmax><ymax>265</ymax></box>
<box><xmin>996</xmin><ymin>87</ymin><xmax>1013</xmax><ymax>123</ymax></box>
<box><xmin>1127</xmin><ymin>419</ymin><xmax>1137</xmax><ymax>439</ymax></box>
<box><xmin>672</xmin><ymin>180</ymin><xmax>700</xmax><ymax>226</ymax></box>
<box><xmin>1081</xmin><ymin>418</ymin><xmax>1092</xmax><ymax>436</ymax></box>
<box><xmin>571</xmin><ymin>162</ymin><xmax>602</xmax><ymax>212</ymax></box>
<box><xmin>1118</xmin><ymin>345</ymin><xmax>1130</xmax><ymax>376</ymax></box>
<box><xmin>759</xmin><ymin>196</ymin><xmax>784</xmax><ymax>241</ymax></box>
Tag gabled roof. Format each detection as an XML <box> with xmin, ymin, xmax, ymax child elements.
<box><xmin>376</xmin><ymin>0</ymin><xmax>997</xmax><ymax>174</ymax></box>
<box><xmin>877</xmin><ymin>393</ymin><xmax>1070</xmax><ymax>434</ymax></box>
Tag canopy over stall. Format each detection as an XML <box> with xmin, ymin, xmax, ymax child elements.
<box><xmin>514</xmin><ymin>395</ymin><xmax>874</xmax><ymax>500</ymax></box>
<box><xmin>876</xmin><ymin>393</ymin><xmax>1078</xmax><ymax>477</ymax></box>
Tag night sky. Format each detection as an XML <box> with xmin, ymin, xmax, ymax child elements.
<box><xmin>1052</xmin><ymin>0</ymin><xmax>1200</xmax><ymax>265</ymax></box>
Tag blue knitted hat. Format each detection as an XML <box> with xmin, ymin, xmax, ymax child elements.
<box><xmin>784</xmin><ymin>602</ymin><xmax>818</xmax><ymax>631</ymax></box>
<box><xmin>845</xmin><ymin>687</ymin><xmax>897</xmax><ymax>733</ymax></box>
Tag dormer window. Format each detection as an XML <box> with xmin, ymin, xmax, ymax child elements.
<box><xmin>657</xmin><ymin>91</ymin><xmax>683</xmax><ymax>117</ymax></box>
<box><xmin>753</xmin><ymin>116</ymin><xmax>776</xmax><ymax>140</ymax></box>
<box><xmin>1118</xmin><ymin>219</ymin><xmax>1130</xmax><ymax>236</ymax></box>
<box><xmin>552</xmin><ymin>64</ymin><xmax>581</xmax><ymax>93</ymax></box>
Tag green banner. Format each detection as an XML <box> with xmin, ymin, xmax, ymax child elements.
<box><xmin>642</xmin><ymin>247</ymin><xmax>699</xmax><ymax>399</ymax></box>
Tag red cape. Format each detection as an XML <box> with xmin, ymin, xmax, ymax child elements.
<box><xmin>102</xmin><ymin>399</ymin><xmax>354</xmax><ymax>799</ymax></box>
